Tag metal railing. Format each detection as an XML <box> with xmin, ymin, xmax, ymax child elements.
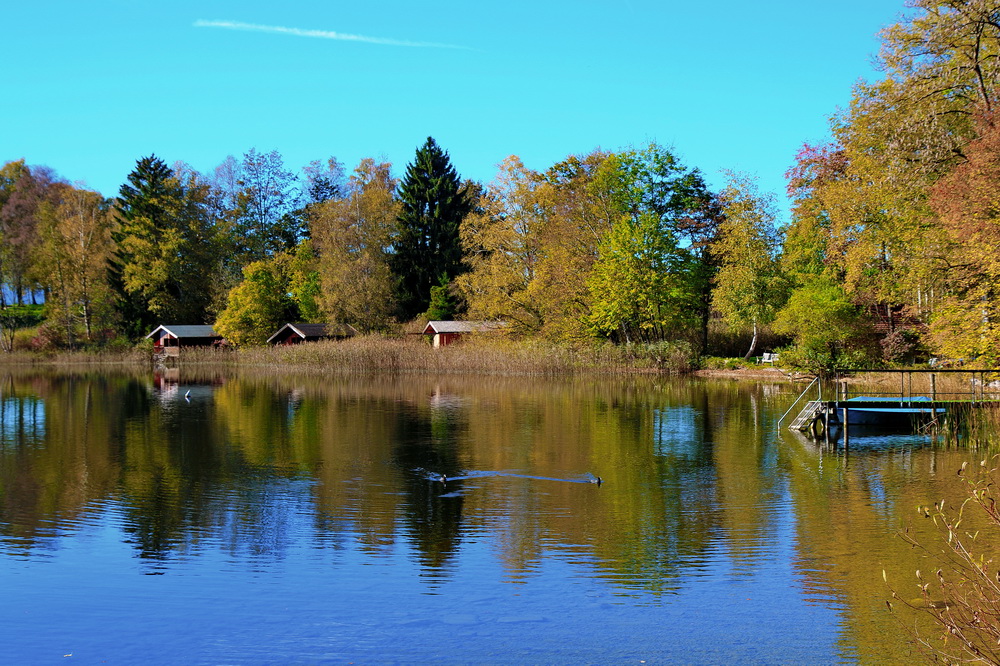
<box><xmin>777</xmin><ymin>376</ymin><xmax>820</xmax><ymax>429</ymax></box>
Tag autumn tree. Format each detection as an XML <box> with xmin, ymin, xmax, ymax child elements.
<box><xmin>712</xmin><ymin>175</ymin><xmax>787</xmax><ymax>359</ymax></box>
<box><xmin>392</xmin><ymin>137</ymin><xmax>474</xmax><ymax>320</ymax></box>
<box><xmin>311</xmin><ymin>158</ymin><xmax>399</xmax><ymax>331</ymax></box>
<box><xmin>35</xmin><ymin>185</ymin><xmax>115</xmax><ymax>344</ymax></box>
<box><xmin>782</xmin><ymin>144</ymin><xmax>845</xmax><ymax>283</ymax></box>
<box><xmin>774</xmin><ymin>1</ymin><xmax>1000</xmax><ymax>365</ymax></box>
<box><xmin>528</xmin><ymin>150</ymin><xmax>613</xmax><ymax>338</ymax></box>
<box><xmin>459</xmin><ymin>144</ymin><xmax>716</xmax><ymax>342</ymax></box>
<box><xmin>807</xmin><ymin>1</ymin><xmax>1000</xmax><ymax>341</ymax></box>
<box><xmin>927</xmin><ymin>111</ymin><xmax>1000</xmax><ymax>363</ymax></box>
<box><xmin>0</xmin><ymin>160</ymin><xmax>30</xmax><ymax>307</ymax></box>
<box><xmin>0</xmin><ymin>162</ymin><xmax>59</xmax><ymax>305</ymax></box>
<box><xmin>457</xmin><ymin>156</ymin><xmax>545</xmax><ymax>332</ymax></box>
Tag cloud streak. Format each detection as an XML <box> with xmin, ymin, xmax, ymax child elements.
<box><xmin>194</xmin><ymin>20</ymin><xmax>469</xmax><ymax>50</ymax></box>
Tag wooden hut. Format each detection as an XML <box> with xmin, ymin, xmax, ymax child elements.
<box><xmin>146</xmin><ymin>325</ymin><xmax>222</xmax><ymax>356</ymax></box>
<box><xmin>267</xmin><ymin>322</ymin><xmax>358</xmax><ymax>346</ymax></box>
<box><xmin>422</xmin><ymin>321</ymin><xmax>504</xmax><ymax>348</ymax></box>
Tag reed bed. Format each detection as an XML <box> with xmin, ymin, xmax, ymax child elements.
<box><xmin>178</xmin><ymin>335</ymin><xmax>697</xmax><ymax>376</ymax></box>
<box><xmin>0</xmin><ymin>348</ymin><xmax>151</xmax><ymax>367</ymax></box>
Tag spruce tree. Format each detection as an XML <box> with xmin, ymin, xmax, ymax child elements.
<box><xmin>109</xmin><ymin>156</ymin><xmax>173</xmax><ymax>338</ymax></box>
<box><xmin>392</xmin><ymin>137</ymin><xmax>473</xmax><ymax>320</ymax></box>
<box><xmin>109</xmin><ymin>155</ymin><xmax>217</xmax><ymax>338</ymax></box>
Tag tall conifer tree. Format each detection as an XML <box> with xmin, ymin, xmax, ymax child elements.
<box><xmin>392</xmin><ymin>137</ymin><xmax>473</xmax><ymax>320</ymax></box>
<box><xmin>109</xmin><ymin>155</ymin><xmax>217</xmax><ymax>338</ymax></box>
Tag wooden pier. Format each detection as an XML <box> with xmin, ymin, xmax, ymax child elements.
<box><xmin>784</xmin><ymin>369</ymin><xmax>1000</xmax><ymax>441</ymax></box>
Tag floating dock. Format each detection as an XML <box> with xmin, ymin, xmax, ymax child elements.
<box><xmin>784</xmin><ymin>369</ymin><xmax>1000</xmax><ymax>441</ymax></box>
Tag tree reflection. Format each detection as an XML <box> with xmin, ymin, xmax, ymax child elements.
<box><xmin>392</xmin><ymin>395</ymin><xmax>467</xmax><ymax>573</ymax></box>
<box><xmin>0</xmin><ymin>367</ymin><xmax>975</xmax><ymax>660</ymax></box>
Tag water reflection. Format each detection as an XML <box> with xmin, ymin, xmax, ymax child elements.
<box><xmin>0</xmin><ymin>369</ymin><xmax>976</xmax><ymax>662</ymax></box>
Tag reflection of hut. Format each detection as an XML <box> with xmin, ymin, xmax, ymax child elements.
<box><xmin>422</xmin><ymin>321</ymin><xmax>505</xmax><ymax>348</ymax></box>
<box><xmin>267</xmin><ymin>322</ymin><xmax>358</xmax><ymax>346</ymax></box>
<box><xmin>146</xmin><ymin>325</ymin><xmax>222</xmax><ymax>356</ymax></box>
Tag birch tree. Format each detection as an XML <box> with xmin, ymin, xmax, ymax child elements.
<box><xmin>712</xmin><ymin>175</ymin><xmax>787</xmax><ymax>359</ymax></box>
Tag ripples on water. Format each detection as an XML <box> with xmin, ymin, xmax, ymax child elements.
<box><xmin>0</xmin><ymin>374</ymin><xmax>958</xmax><ymax>663</ymax></box>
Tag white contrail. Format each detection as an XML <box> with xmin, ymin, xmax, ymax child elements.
<box><xmin>194</xmin><ymin>20</ymin><xmax>469</xmax><ymax>49</ymax></box>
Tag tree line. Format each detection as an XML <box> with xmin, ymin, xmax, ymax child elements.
<box><xmin>0</xmin><ymin>137</ymin><xmax>741</xmax><ymax>354</ymax></box>
<box><xmin>5</xmin><ymin>1</ymin><xmax>1000</xmax><ymax>369</ymax></box>
<box><xmin>0</xmin><ymin>139</ymin><xmax>478</xmax><ymax>348</ymax></box>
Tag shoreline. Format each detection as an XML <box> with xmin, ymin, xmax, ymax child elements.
<box><xmin>693</xmin><ymin>366</ymin><xmax>793</xmax><ymax>380</ymax></box>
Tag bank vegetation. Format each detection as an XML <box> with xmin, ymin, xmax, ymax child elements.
<box><xmin>6</xmin><ymin>2</ymin><xmax>1000</xmax><ymax>376</ymax></box>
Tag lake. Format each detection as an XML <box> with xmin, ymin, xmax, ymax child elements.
<box><xmin>0</xmin><ymin>369</ymin><xmax>976</xmax><ymax>663</ymax></box>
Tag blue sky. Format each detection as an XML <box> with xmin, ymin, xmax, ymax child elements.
<box><xmin>2</xmin><ymin>0</ymin><xmax>905</xmax><ymax>222</ymax></box>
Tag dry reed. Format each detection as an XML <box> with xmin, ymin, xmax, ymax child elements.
<box><xmin>0</xmin><ymin>348</ymin><xmax>151</xmax><ymax>367</ymax></box>
<box><xmin>176</xmin><ymin>335</ymin><xmax>696</xmax><ymax>376</ymax></box>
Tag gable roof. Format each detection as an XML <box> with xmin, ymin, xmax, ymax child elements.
<box><xmin>266</xmin><ymin>322</ymin><xmax>358</xmax><ymax>344</ymax></box>
<box><xmin>422</xmin><ymin>320</ymin><xmax>505</xmax><ymax>335</ymax></box>
<box><xmin>145</xmin><ymin>325</ymin><xmax>219</xmax><ymax>339</ymax></box>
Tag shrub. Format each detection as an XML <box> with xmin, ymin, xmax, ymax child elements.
<box><xmin>886</xmin><ymin>459</ymin><xmax>1000</xmax><ymax>663</ymax></box>
<box><xmin>699</xmin><ymin>356</ymin><xmax>746</xmax><ymax>370</ymax></box>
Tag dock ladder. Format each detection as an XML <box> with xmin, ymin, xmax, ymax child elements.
<box><xmin>788</xmin><ymin>401</ymin><xmax>825</xmax><ymax>432</ymax></box>
<box><xmin>777</xmin><ymin>376</ymin><xmax>822</xmax><ymax>431</ymax></box>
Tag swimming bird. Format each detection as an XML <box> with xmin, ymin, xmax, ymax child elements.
<box><xmin>591</xmin><ymin>475</ymin><xmax>603</xmax><ymax>486</ymax></box>
<box><xmin>439</xmin><ymin>474</ymin><xmax>448</xmax><ymax>484</ymax></box>
<box><xmin>184</xmin><ymin>390</ymin><xmax>191</xmax><ymax>402</ymax></box>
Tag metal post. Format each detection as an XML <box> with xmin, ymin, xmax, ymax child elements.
<box><xmin>824</xmin><ymin>406</ymin><xmax>830</xmax><ymax>447</ymax></box>
<box><xmin>931</xmin><ymin>373</ymin><xmax>936</xmax><ymax>401</ymax></box>
<box><xmin>842</xmin><ymin>408</ymin><xmax>849</xmax><ymax>449</ymax></box>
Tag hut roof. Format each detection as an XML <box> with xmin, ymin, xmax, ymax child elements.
<box><xmin>145</xmin><ymin>325</ymin><xmax>219</xmax><ymax>339</ymax></box>
<box><xmin>266</xmin><ymin>322</ymin><xmax>358</xmax><ymax>344</ymax></box>
<box><xmin>422</xmin><ymin>320</ymin><xmax>505</xmax><ymax>335</ymax></box>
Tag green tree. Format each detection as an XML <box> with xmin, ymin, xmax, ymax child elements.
<box><xmin>392</xmin><ymin>137</ymin><xmax>474</xmax><ymax>320</ymax></box>
<box><xmin>110</xmin><ymin>155</ymin><xmax>219</xmax><ymax>337</ymax></box>
<box><xmin>233</xmin><ymin>148</ymin><xmax>300</xmax><ymax>262</ymax></box>
<box><xmin>458</xmin><ymin>144</ymin><xmax>716</xmax><ymax>342</ymax></box>
<box><xmin>712</xmin><ymin>175</ymin><xmax>787</xmax><ymax>359</ymax></box>
<box><xmin>424</xmin><ymin>275</ymin><xmax>457</xmax><ymax>321</ymax></box>
<box><xmin>286</xmin><ymin>240</ymin><xmax>322</xmax><ymax>323</ymax></box>
<box><xmin>603</xmin><ymin>145</ymin><xmax>721</xmax><ymax>350</ymax></box>
<box><xmin>772</xmin><ymin>277</ymin><xmax>873</xmax><ymax>371</ymax></box>
<box><xmin>587</xmin><ymin>213</ymin><xmax>698</xmax><ymax>343</ymax></box>
<box><xmin>214</xmin><ymin>259</ymin><xmax>296</xmax><ymax>346</ymax></box>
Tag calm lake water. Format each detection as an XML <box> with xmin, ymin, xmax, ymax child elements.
<box><xmin>0</xmin><ymin>369</ymin><xmax>977</xmax><ymax>663</ymax></box>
